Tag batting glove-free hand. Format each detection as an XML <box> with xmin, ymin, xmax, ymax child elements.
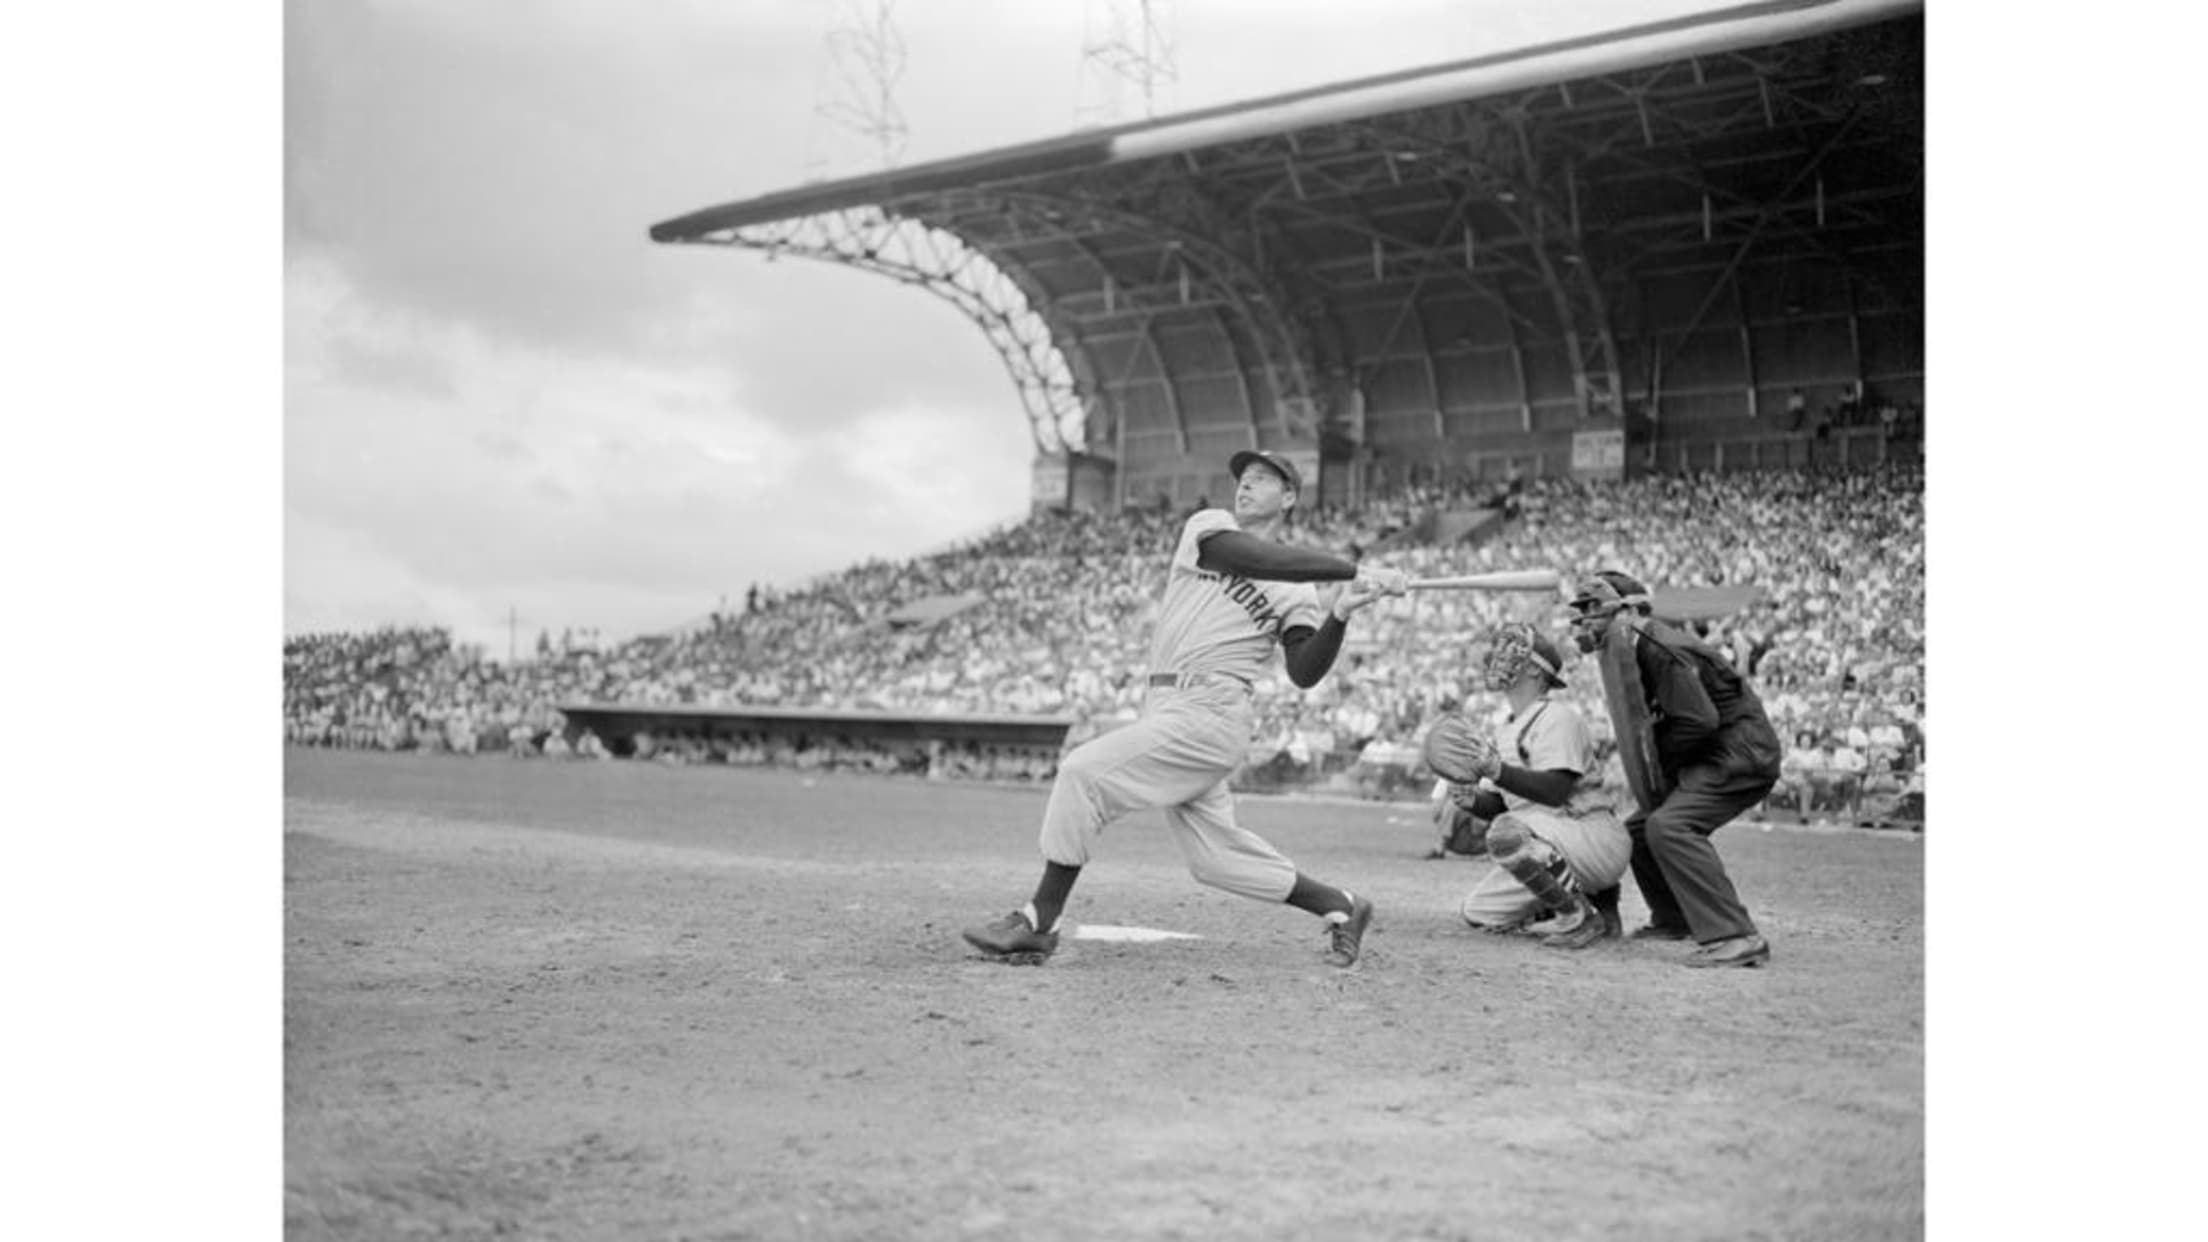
<box><xmin>1332</xmin><ymin>575</ymin><xmax>1393</xmax><ymax>620</ymax></box>
<box><xmin>1358</xmin><ymin>566</ymin><xmax>1411</xmax><ymax>597</ymax></box>
<box><xmin>1421</xmin><ymin>712</ymin><xmax>1502</xmax><ymax>784</ymax></box>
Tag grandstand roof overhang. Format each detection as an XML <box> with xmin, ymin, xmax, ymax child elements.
<box><xmin>651</xmin><ymin>0</ymin><xmax>1922</xmax><ymax>472</ymax></box>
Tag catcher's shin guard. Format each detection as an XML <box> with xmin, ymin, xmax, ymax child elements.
<box><xmin>1486</xmin><ymin>815</ymin><xmax>1591</xmax><ymax>929</ymax></box>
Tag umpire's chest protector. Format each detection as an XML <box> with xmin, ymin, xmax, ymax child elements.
<box><xmin>1598</xmin><ymin>622</ymin><xmax>1668</xmax><ymax>814</ymax></box>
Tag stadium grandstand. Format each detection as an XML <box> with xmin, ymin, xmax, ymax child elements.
<box><xmin>650</xmin><ymin>0</ymin><xmax>1921</xmax><ymax>509</ymax></box>
<box><xmin>284</xmin><ymin>0</ymin><xmax>1924</xmax><ymax>826</ymax></box>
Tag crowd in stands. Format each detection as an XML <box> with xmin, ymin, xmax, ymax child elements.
<box><xmin>284</xmin><ymin>461</ymin><xmax>1923</xmax><ymax>826</ymax></box>
<box><xmin>284</xmin><ymin>627</ymin><xmax>571</xmax><ymax>756</ymax></box>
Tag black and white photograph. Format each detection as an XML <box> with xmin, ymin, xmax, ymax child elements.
<box><xmin>29</xmin><ymin>0</ymin><xmax>2198</xmax><ymax>1238</ymax></box>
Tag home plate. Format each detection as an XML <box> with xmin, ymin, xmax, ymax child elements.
<box><xmin>1069</xmin><ymin>924</ymin><xmax>1202</xmax><ymax>943</ymax></box>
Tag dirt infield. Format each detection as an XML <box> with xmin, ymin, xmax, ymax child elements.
<box><xmin>284</xmin><ymin>749</ymin><xmax>1923</xmax><ymax>1241</ymax></box>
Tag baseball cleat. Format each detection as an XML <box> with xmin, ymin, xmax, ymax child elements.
<box><xmin>962</xmin><ymin>910</ymin><xmax>1059</xmax><ymax>965</ymax></box>
<box><xmin>1627</xmin><ymin>922</ymin><xmax>1692</xmax><ymax>942</ymax></box>
<box><xmin>1480</xmin><ymin>911</ymin><xmax>1542</xmax><ymax>936</ymax></box>
<box><xmin>1540</xmin><ymin>900</ymin><xmax>1616</xmax><ymax>951</ymax></box>
<box><xmin>1683</xmin><ymin>934</ymin><xmax>1771</xmax><ymax>969</ymax></box>
<box><xmin>1323</xmin><ymin>895</ymin><xmax>1376</xmax><ymax>968</ymax></box>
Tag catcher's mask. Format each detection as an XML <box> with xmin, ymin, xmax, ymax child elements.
<box><xmin>1482</xmin><ymin>623</ymin><xmax>1566</xmax><ymax>691</ymax></box>
<box><xmin>1566</xmin><ymin>571</ymin><xmax>1650</xmax><ymax>653</ymax></box>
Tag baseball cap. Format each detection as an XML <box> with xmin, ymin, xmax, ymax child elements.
<box><xmin>1229</xmin><ymin>449</ymin><xmax>1303</xmax><ymax>493</ymax></box>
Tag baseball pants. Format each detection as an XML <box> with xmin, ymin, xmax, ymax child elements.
<box><xmin>1037</xmin><ymin>681</ymin><xmax>1298</xmax><ymax>902</ymax></box>
<box><xmin>1459</xmin><ymin>805</ymin><xmax>1630</xmax><ymax>927</ymax></box>
<box><xmin>1628</xmin><ymin>722</ymin><xmax>1782</xmax><ymax>943</ymax></box>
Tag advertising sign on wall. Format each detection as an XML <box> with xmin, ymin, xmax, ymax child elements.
<box><xmin>1570</xmin><ymin>429</ymin><xmax>1626</xmax><ymax>479</ymax></box>
<box><xmin>1030</xmin><ymin>454</ymin><xmax>1069</xmax><ymax>510</ymax></box>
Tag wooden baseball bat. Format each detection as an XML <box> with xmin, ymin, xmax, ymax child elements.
<box><xmin>1405</xmin><ymin>569</ymin><xmax>1561</xmax><ymax>593</ymax></box>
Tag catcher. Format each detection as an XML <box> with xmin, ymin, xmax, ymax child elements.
<box><xmin>1421</xmin><ymin>622</ymin><xmax>1630</xmax><ymax>950</ymax></box>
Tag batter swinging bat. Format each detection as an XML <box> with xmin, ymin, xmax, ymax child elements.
<box><xmin>1405</xmin><ymin>569</ymin><xmax>1561</xmax><ymax>593</ymax></box>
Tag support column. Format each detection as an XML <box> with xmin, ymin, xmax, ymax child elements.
<box><xmin>1845</xmin><ymin>269</ymin><xmax>1865</xmax><ymax>394</ymax></box>
<box><xmin>1737</xmin><ymin>274</ymin><xmax>1757</xmax><ymax>420</ymax></box>
<box><xmin>1504</xmin><ymin>299</ymin><xmax>1533</xmax><ymax>431</ymax></box>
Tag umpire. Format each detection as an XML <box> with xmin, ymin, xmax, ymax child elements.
<box><xmin>1569</xmin><ymin>571</ymin><xmax>1782</xmax><ymax>968</ymax></box>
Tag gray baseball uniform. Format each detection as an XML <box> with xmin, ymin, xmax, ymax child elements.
<box><xmin>1457</xmin><ymin>693</ymin><xmax>1630</xmax><ymax>926</ymax></box>
<box><xmin>1037</xmin><ymin>508</ymin><xmax>1323</xmax><ymax>900</ymax></box>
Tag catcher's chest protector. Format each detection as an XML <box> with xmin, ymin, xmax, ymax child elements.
<box><xmin>1599</xmin><ymin>622</ymin><xmax>1671</xmax><ymax>814</ymax></box>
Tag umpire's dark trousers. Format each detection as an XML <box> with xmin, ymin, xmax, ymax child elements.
<box><xmin>1627</xmin><ymin>722</ymin><xmax>1782</xmax><ymax>944</ymax></box>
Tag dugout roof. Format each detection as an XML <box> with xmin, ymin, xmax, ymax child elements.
<box><xmin>650</xmin><ymin>0</ymin><xmax>1923</xmax><ymax>488</ymax></box>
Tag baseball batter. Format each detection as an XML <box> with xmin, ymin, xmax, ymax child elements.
<box><xmin>1422</xmin><ymin>624</ymin><xmax>1629</xmax><ymax>950</ymax></box>
<box><xmin>962</xmin><ymin>449</ymin><xmax>1407</xmax><ymax>967</ymax></box>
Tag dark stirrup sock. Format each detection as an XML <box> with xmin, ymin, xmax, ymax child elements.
<box><xmin>1284</xmin><ymin>872</ymin><xmax>1354</xmax><ymax>920</ymax></box>
<box><xmin>1029</xmin><ymin>861</ymin><xmax>1081</xmax><ymax>933</ymax></box>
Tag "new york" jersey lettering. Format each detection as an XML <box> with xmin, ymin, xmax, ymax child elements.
<box><xmin>1195</xmin><ymin>570</ymin><xmax>1286</xmax><ymax>633</ymax></box>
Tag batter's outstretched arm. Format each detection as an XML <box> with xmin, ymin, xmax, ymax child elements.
<box><xmin>1195</xmin><ymin>531</ymin><xmax>1357</xmax><ymax>582</ymax></box>
<box><xmin>1279</xmin><ymin>616</ymin><xmax>1346</xmax><ymax>688</ymax></box>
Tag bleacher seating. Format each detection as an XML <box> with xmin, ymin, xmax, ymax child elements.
<box><xmin>283</xmin><ymin>463</ymin><xmax>1923</xmax><ymax>823</ymax></box>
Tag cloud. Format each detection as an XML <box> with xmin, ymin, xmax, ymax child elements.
<box><xmin>286</xmin><ymin>257</ymin><xmax>1031</xmax><ymax>648</ymax></box>
<box><xmin>827</xmin><ymin>401</ymin><xmax>1037</xmax><ymax>537</ymax></box>
<box><xmin>284</xmin><ymin>0</ymin><xmax>826</xmax><ymax>360</ymax></box>
<box><xmin>282</xmin><ymin>0</ymin><xmax>1738</xmax><ymax>650</ymax></box>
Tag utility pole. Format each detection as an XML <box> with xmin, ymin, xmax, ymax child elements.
<box><xmin>1078</xmin><ymin>0</ymin><xmax>1178</xmax><ymax>127</ymax></box>
<box><xmin>508</xmin><ymin>606</ymin><xmax>518</xmax><ymax>663</ymax></box>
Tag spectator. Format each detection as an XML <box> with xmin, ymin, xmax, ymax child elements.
<box><xmin>1782</xmin><ymin>733</ymin><xmax>1835</xmax><ymax>816</ymax></box>
<box><xmin>1776</xmin><ymin>731</ymin><xmax>1823</xmax><ymax>819</ymax></box>
<box><xmin>1825</xmin><ymin>734</ymin><xmax>1867</xmax><ymax>821</ymax></box>
<box><xmin>281</xmin><ymin>466</ymin><xmax>1922</xmax><ymax>808</ymax></box>
<box><xmin>1858</xmin><ymin>753</ymin><xmax>1904</xmax><ymax>827</ymax></box>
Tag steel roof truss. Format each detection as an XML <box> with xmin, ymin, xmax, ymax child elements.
<box><xmin>693</xmin><ymin>207</ymin><xmax>1093</xmax><ymax>455</ymax></box>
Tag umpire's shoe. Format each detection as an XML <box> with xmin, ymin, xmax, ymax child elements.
<box><xmin>1684</xmin><ymin>933</ymin><xmax>1771</xmax><ymax>969</ymax></box>
<box><xmin>963</xmin><ymin>910</ymin><xmax>1059</xmax><ymax>964</ymax></box>
<box><xmin>1324</xmin><ymin>895</ymin><xmax>1376</xmax><ymax>968</ymax></box>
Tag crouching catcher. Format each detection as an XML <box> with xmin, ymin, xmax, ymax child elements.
<box><xmin>1421</xmin><ymin>623</ymin><xmax>1629</xmax><ymax>949</ymax></box>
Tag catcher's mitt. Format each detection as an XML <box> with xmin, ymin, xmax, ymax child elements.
<box><xmin>1421</xmin><ymin>712</ymin><xmax>1500</xmax><ymax>784</ymax></box>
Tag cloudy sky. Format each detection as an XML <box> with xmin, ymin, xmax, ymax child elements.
<box><xmin>286</xmin><ymin>0</ymin><xmax>1741</xmax><ymax>654</ymax></box>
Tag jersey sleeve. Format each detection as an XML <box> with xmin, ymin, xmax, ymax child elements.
<box><xmin>1174</xmin><ymin>508</ymin><xmax>1240</xmax><ymax>573</ymax></box>
<box><xmin>1522</xmin><ymin>702</ymin><xmax>1597</xmax><ymax>776</ymax></box>
<box><xmin>1274</xmin><ymin>581</ymin><xmax>1322</xmax><ymax>634</ymax></box>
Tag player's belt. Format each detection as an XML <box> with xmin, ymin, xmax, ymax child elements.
<box><xmin>1146</xmin><ymin>671</ymin><xmax>1251</xmax><ymax>691</ymax></box>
